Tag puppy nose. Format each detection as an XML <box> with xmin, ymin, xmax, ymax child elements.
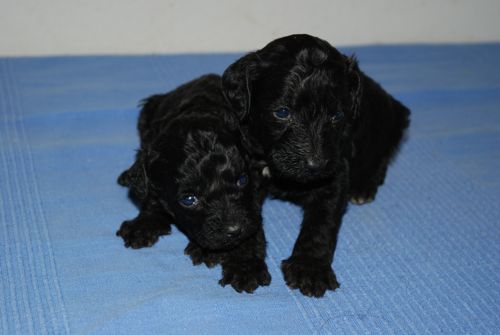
<box><xmin>226</xmin><ymin>224</ymin><xmax>242</xmax><ymax>237</ymax></box>
<box><xmin>306</xmin><ymin>157</ymin><xmax>324</xmax><ymax>170</ymax></box>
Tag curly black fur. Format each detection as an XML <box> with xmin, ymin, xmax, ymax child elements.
<box><xmin>117</xmin><ymin>74</ymin><xmax>271</xmax><ymax>293</ymax></box>
<box><xmin>222</xmin><ymin>34</ymin><xmax>410</xmax><ymax>297</ymax></box>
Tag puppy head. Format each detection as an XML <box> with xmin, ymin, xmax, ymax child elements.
<box><xmin>222</xmin><ymin>34</ymin><xmax>361</xmax><ymax>182</ymax></box>
<box><xmin>128</xmin><ymin>128</ymin><xmax>260</xmax><ymax>250</ymax></box>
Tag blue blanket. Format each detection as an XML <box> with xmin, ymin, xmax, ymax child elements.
<box><xmin>1</xmin><ymin>44</ymin><xmax>499</xmax><ymax>334</ymax></box>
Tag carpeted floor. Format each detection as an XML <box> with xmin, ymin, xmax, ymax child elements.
<box><xmin>1</xmin><ymin>44</ymin><xmax>499</xmax><ymax>334</ymax></box>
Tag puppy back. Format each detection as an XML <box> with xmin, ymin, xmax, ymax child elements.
<box><xmin>137</xmin><ymin>74</ymin><xmax>234</xmax><ymax>146</ymax></box>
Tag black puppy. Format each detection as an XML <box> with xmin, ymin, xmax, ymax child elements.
<box><xmin>222</xmin><ymin>34</ymin><xmax>410</xmax><ymax>297</ymax></box>
<box><xmin>117</xmin><ymin>74</ymin><xmax>271</xmax><ymax>293</ymax></box>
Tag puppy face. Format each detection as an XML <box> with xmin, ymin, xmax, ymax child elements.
<box><xmin>149</xmin><ymin>129</ymin><xmax>260</xmax><ymax>250</ymax></box>
<box><xmin>222</xmin><ymin>34</ymin><xmax>361</xmax><ymax>182</ymax></box>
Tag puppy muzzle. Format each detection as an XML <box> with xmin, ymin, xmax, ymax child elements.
<box><xmin>196</xmin><ymin>211</ymin><xmax>258</xmax><ymax>250</ymax></box>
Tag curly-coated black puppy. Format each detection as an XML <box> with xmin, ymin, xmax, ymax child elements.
<box><xmin>117</xmin><ymin>74</ymin><xmax>271</xmax><ymax>293</ymax></box>
<box><xmin>222</xmin><ymin>34</ymin><xmax>410</xmax><ymax>297</ymax></box>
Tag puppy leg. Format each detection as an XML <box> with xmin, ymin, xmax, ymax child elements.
<box><xmin>116</xmin><ymin>200</ymin><xmax>172</xmax><ymax>249</ymax></box>
<box><xmin>282</xmin><ymin>180</ymin><xmax>348</xmax><ymax>297</ymax></box>
<box><xmin>219</xmin><ymin>228</ymin><xmax>271</xmax><ymax>293</ymax></box>
<box><xmin>184</xmin><ymin>241</ymin><xmax>224</xmax><ymax>268</ymax></box>
<box><xmin>350</xmin><ymin>98</ymin><xmax>410</xmax><ymax>205</ymax></box>
<box><xmin>349</xmin><ymin>156</ymin><xmax>389</xmax><ymax>205</ymax></box>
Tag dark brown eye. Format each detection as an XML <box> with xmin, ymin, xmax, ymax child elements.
<box><xmin>331</xmin><ymin>111</ymin><xmax>344</xmax><ymax>123</ymax></box>
<box><xmin>179</xmin><ymin>195</ymin><xmax>198</xmax><ymax>207</ymax></box>
<box><xmin>236</xmin><ymin>174</ymin><xmax>248</xmax><ymax>187</ymax></box>
<box><xmin>274</xmin><ymin>107</ymin><xmax>291</xmax><ymax>120</ymax></box>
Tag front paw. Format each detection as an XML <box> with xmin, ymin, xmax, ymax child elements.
<box><xmin>116</xmin><ymin>220</ymin><xmax>170</xmax><ymax>249</ymax></box>
<box><xmin>184</xmin><ymin>242</ymin><xmax>224</xmax><ymax>268</ymax></box>
<box><xmin>281</xmin><ymin>257</ymin><xmax>339</xmax><ymax>297</ymax></box>
<box><xmin>219</xmin><ymin>260</ymin><xmax>271</xmax><ymax>293</ymax></box>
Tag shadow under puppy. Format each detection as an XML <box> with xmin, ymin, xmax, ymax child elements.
<box><xmin>222</xmin><ymin>34</ymin><xmax>410</xmax><ymax>297</ymax></box>
<box><xmin>116</xmin><ymin>74</ymin><xmax>271</xmax><ymax>293</ymax></box>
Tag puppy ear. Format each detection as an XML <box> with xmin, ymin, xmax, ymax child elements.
<box><xmin>222</xmin><ymin>53</ymin><xmax>260</xmax><ymax>121</ymax></box>
<box><xmin>138</xmin><ymin>94</ymin><xmax>164</xmax><ymax>138</ymax></box>
<box><xmin>345</xmin><ymin>55</ymin><xmax>363</xmax><ymax>119</ymax></box>
<box><xmin>117</xmin><ymin>147</ymin><xmax>160</xmax><ymax>202</ymax></box>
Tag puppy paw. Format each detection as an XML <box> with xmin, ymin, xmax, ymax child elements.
<box><xmin>116</xmin><ymin>220</ymin><xmax>170</xmax><ymax>249</ymax></box>
<box><xmin>350</xmin><ymin>195</ymin><xmax>374</xmax><ymax>205</ymax></box>
<box><xmin>219</xmin><ymin>260</ymin><xmax>271</xmax><ymax>293</ymax></box>
<box><xmin>281</xmin><ymin>257</ymin><xmax>339</xmax><ymax>297</ymax></box>
<box><xmin>184</xmin><ymin>242</ymin><xmax>224</xmax><ymax>268</ymax></box>
<box><xmin>349</xmin><ymin>186</ymin><xmax>377</xmax><ymax>205</ymax></box>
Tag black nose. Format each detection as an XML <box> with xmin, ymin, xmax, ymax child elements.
<box><xmin>226</xmin><ymin>224</ymin><xmax>242</xmax><ymax>237</ymax></box>
<box><xmin>306</xmin><ymin>158</ymin><xmax>327</xmax><ymax>171</ymax></box>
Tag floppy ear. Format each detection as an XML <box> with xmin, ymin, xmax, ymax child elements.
<box><xmin>117</xmin><ymin>147</ymin><xmax>160</xmax><ymax>202</ymax></box>
<box><xmin>345</xmin><ymin>55</ymin><xmax>363</xmax><ymax>119</ymax></box>
<box><xmin>222</xmin><ymin>53</ymin><xmax>260</xmax><ymax>121</ymax></box>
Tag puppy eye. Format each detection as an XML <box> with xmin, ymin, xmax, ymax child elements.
<box><xmin>236</xmin><ymin>174</ymin><xmax>248</xmax><ymax>188</ymax></box>
<box><xmin>273</xmin><ymin>107</ymin><xmax>291</xmax><ymax>120</ymax></box>
<box><xmin>179</xmin><ymin>195</ymin><xmax>199</xmax><ymax>208</ymax></box>
<box><xmin>331</xmin><ymin>111</ymin><xmax>344</xmax><ymax>123</ymax></box>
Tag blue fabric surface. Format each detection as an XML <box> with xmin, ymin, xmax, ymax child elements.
<box><xmin>1</xmin><ymin>44</ymin><xmax>499</xmax><ymax>334</ymax></box>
